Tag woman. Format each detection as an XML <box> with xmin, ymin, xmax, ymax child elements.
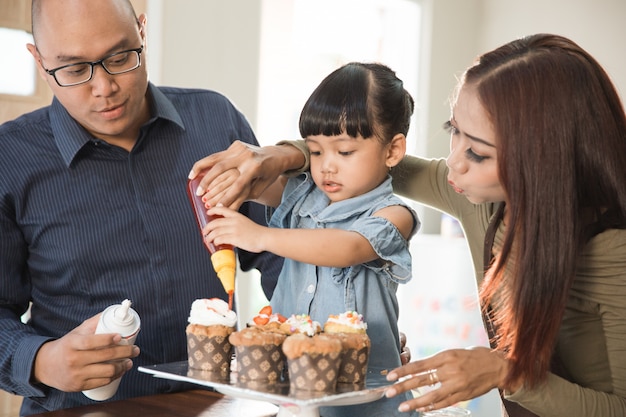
<box><xmin>189</xmin><ymin>34</ymin><xmax>626</xmax><ymax>416</ymax></box>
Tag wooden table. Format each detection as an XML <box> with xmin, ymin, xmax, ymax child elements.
<box><xmin>27</xmin><ymin>389</ymin><xmax>279</xmax><ymax>417</ymax></box>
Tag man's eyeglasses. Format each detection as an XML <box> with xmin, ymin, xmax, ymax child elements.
<box><xmin>41</xmin><ymin>45</ymin><xmax>144</xmax><ymax>87</ymax></box>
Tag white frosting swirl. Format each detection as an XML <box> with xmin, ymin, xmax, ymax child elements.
<box><xmin>326</xmin><ymin>311</ymin><xmax>368</xmax><ymax>330</ymax></box>
<box><xmin>285</xmin><ymin>314</ymin><xmax>321</xmax><ymax>336</ymax></box>
<box><xmin>188</xmin><ymin>298</ymin><xmax>237</xmax><ymax>327</ymax></box>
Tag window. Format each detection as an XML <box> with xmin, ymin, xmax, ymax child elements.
<box><xmin>0</xmin><ymin>0</ymin><xmax>52</xmax><ymax>123</ymax></box>
<box><xmin>0</xmin><ymin>27</ymin><xmax>36</xmax><ymax>96</ymax></box>
<box><xmin>256</xmin><ymin>0</ymin><xmax>422</xmax><ymax>153</ymax></box>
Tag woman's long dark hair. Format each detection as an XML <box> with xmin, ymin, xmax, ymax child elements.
<box><xmin>466</xmin><ymin>34</ymin><xmax>626</xmax><ymax>388</ymax></box>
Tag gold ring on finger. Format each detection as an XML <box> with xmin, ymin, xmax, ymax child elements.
<box><xmin>428</xmin><ymin>369</ymin><xmax>439</xmax><ymax>385</ymax></box>
<box><xmin>431</xmin><ymin>369</ymin><xmax>439</xmax><ymax>384</ymax></box>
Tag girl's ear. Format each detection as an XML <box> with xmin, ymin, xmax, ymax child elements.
<box><xmin>386</xmin><ymin>133</ymin><xmax>406</xmax><ymax>168</ymax></box>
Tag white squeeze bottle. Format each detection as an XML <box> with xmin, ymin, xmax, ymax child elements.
<box><xmin>82</xmin><ymin>299</ymin><xmax>141</xmax><ymax>401</ymax></box>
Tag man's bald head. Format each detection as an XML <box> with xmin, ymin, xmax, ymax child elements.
<box><xmin>31</xmin><ymin>0</ymin><xmax>138</xmax><ymax>44</ymax></box>
<box><xmin>26</xmin><ymin>0</ymin><xmax>149</xmax><ymax>147</ymax></box>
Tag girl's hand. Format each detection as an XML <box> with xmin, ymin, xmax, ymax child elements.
<box><xmin>203</xmin><ymin>205</ymin><xmax>268</xmax><ymax>253</ymax></box>
<box><xmin>385</xmin><ymin>347</ymin><xmax>508</xmax><ymax>413</ymax></box>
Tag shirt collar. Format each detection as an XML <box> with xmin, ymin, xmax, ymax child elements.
<box><xmin>50</xmin><ymin>82</ymin><xmax>185</xmax><ymax>167</ymax></box>
<box><xmin>300</xmin><ymin>175</ymin><xmax>395</xmax><ymax>221</ymax></box>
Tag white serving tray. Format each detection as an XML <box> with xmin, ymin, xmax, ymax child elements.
<box><xmin>139</xmin><ymin>361</ymin><xmax>389</xmax><ymax>417</ymax></box>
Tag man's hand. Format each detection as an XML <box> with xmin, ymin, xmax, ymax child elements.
<box><xmin>33</xmin><ymin>314</ymin><xmax>140</xmax><ymax>392</ymax></box>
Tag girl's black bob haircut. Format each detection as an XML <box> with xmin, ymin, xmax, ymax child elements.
<box><xmin>299</xmin><ymin>62</ymin><xmax>414</xmax><ymax>144</ymax></box>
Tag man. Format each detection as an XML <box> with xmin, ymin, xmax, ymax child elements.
<box><xmin>0</xmin><ymin>0</ymin><xmax>281</xmax><ymax>414</ymax></box>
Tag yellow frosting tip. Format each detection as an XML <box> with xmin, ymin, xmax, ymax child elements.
<box><xmin>211</xmin><ymin>249</ymin><xmax>236</xmax><ymax>294</ymax></box>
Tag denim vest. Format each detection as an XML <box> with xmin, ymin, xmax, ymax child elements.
<box><xmin>269</xmin><ymin>173</ymin><xmax>419</xmax><ymax>383</ymax></box>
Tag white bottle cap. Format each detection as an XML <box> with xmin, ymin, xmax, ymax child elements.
<box><xmin>113</xmin><ymin>299</ymin><xmax>134</xmax><ymax>326</ymax></box>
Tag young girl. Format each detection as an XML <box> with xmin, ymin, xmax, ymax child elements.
<box><xmin>204</xmin><ymin>62</ymin><xmax>420</xmax><ymax>416</ymax></box>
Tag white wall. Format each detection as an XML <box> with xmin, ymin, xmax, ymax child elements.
<box><xmin>479</xmin><ymin>0</ymin><xmax>625</xmax><ymax>95</ymax></box>
<box><xmin>415</xmin><ymin>0</ymin><xmax>626</xmax><ymax>232</ymax></box>
<box><xmin>147</xmin><ymin>0</ymin><xmax>262</xmax><ymax>128</ymax></box>
<box><xmin>416</xmin><ymin>0</ymin><xmax>484</xmax><ymax>232</ymax></box>
<box><xmin>422</xmin><ymin>0</ymin><xmax>626</xmax><ymax>161</ymax></box>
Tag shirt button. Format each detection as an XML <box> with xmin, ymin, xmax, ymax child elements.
<box><xmin>306</xmin><ymin>284</ymin><xmax>315</xmax><ymax>294</ymax></box>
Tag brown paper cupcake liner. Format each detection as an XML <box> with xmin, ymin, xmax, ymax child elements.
<box><xmin>235</xmin><ymin>344</ymin><xmax>286</xmax><ymax>381</ymax></box>
<box><xmin>287</xmin><ymin>352</ymin><xmax>341</xmax><ymax>392</ymax></box>
<box><xmin>187</xmin><ymin>333</ymin><xmax>232</xmax><ymax>372</ymax></box>
<box><xmin>337</xmin><ymin>345</ymin><xmax>369</xmax><ymax>385</ymax></box>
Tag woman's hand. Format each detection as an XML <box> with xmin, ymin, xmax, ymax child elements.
<box><xmin>188</xmin><ymin>141</ymin><xmax>306</xmax><ymax>210</ymax></box>
<box><xmin>385</xmin><ymin>347</ymin><xmax>508</xmax><ymax>413</ymax></box>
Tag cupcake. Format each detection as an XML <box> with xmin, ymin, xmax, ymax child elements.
<box><xmin>282</xmin><ymin>333</ymin><xmax>343</xmax><ymax>392</ymax></box>
<box><xmin>186</xmin><ymin>298</ymin><xmax>237</xmax><ymax>372</ymax></box>
<box><xmin>323</xmin><ymin>311</ymin><xmax>370</xmax><ymax>386</ymax></box>
<box><xmin>229</xmin><ymin>306</ymin><xmax>288</xmax><ymax>381</ymax></box>
<box><xmin>230</xmin><ymin>328</ymin><xmax>287</xmax><ymax>381</ymax></box>
<box><xmin>279</xmin><ymin>314</ymin><xmax>322</xmax><ymax>336</ymax></box>
<box><xmin>249</xmin><ymin>305</ymin><xmax>287</xmax><ymax>331</ymax></box>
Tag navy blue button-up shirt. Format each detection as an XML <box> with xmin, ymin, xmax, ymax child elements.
<box><xmin>0</xmin><ymin>84</ymin><xmax>282</xmax><ymax>414</ymax></box>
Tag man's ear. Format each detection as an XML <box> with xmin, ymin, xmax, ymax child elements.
<box><xmin>26</xmin><ymin>43</ymin><xmax>49</xmax><ymax>82</ymax></box>
<box><xmin>137</xmin><ymin>13</ymin><xmax>147</xmax><ymax>45</ymax></box>
<box><xmin>386</xmin><ymin>133</ymin><xmax>406</xmax><ymax>168</ymax></box>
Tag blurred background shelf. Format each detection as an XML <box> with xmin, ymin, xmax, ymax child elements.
<box><xmin>398</xmin><ymin>233</ymin><xmax>500</xmax><ymax>416</ymax></box>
